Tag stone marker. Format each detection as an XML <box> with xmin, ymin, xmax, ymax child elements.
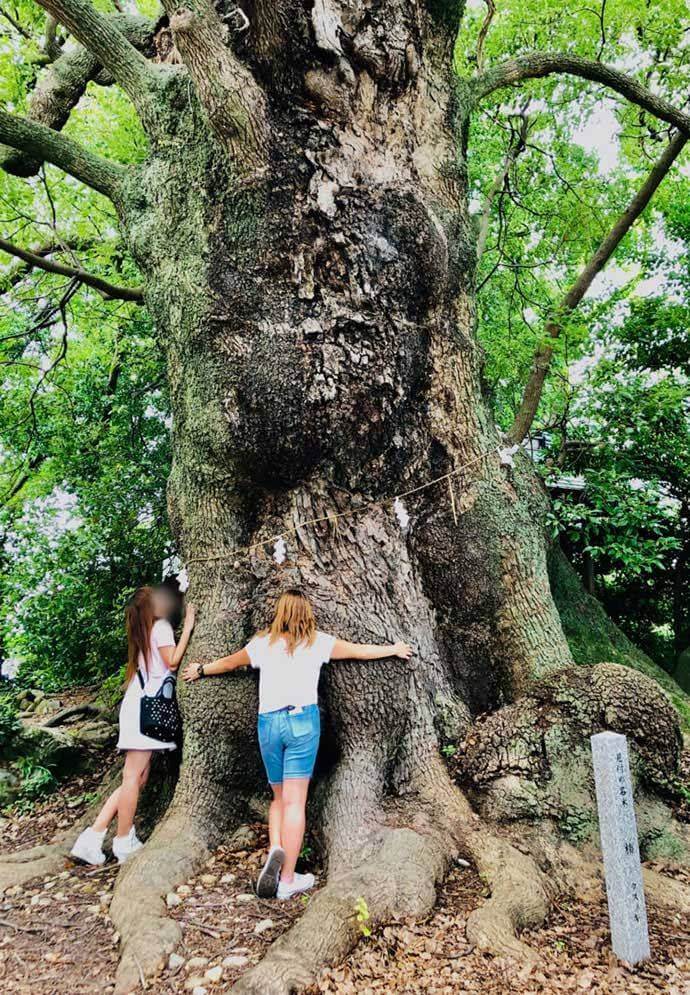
<box><xmin>591</xmin><ymin>731</ymin><xmax>650</xmax><ymax>964</ymax></box>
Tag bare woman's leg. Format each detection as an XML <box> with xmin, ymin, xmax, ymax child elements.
<box><xmin>268</xmin><ymin>783</ymin><xmax>283</xmax><ymax>849</ymax></box>
<box><xmin>92</xmin><ymin>786</ymin><xmax>121</xmax><ymax>833</ymax></box>
<box><xmin>280</xmin><ymin>778</ymin><xmax>310</xmax><ymax>883</ymax></box>
<box><xmin>92</xmin><ymin>758</ymin><xmax>150</xmax><ymax>833</ymax></box>
<box><xmin>116</xmin><ymin>750</ymin><xmax>152</xmax><ymax>838</ymax></box>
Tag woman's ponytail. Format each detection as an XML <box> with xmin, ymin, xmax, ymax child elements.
<box><xmin>125</xmin><ymin>587</ymin><xmax>155</xmax><ymax>685</ymax></box>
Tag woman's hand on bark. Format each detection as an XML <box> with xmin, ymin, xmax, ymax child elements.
<box><xmin>183</xmin><ymin>603</ymin><xmax>196</xmax><ymax>631</ymax></box>
<box><xmin>392</xmin><ymin>641</ymin><xmax>413</xmax><ymax>659</ymax></box>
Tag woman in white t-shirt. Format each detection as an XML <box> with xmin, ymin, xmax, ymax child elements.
<box><xmin>70</xmin><ymin>586</ymin><xmax>195</xmax><ymax>866</ymax></box>
<box><xmin>182</xmin><ymin>589</ymin><xmax>411</xmax><ymax>899</ymax></box>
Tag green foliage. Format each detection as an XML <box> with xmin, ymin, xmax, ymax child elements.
<box><xmin>548</xmin><ymin>471</ymin><xmax>680</xmax><ymax>581</ymax></box>
<box><xmin>0</xmin><ymin>692</ymin><xmax>20</xmax><ymax>748</ymax></box>
<box><xmin>639</xmin><ymin>827</ymin><xmax>685</xmax><ymax>861</ymax></box>
<box><xmin>354</xmin><ymin>896</ymin><xmax>372</xmax><ymax>938</ymax></box>
<box><xmin>0</xmin><ymin>307</ymin><xmax>172</xmax><ymax>688</ymax></box>
<box><xmin>458</xmin><ymin>0</ymin><xmax>690</xmax><ymax>672</ymax></box>
<box><xmin>0</xmin><ymin>1</ymin><xmax>171</xmax><ymax>691</ymax></box>
<box><xmin>12</xmin><ymin>755</ymin><xmax>56</xmax><ymax>800</ymax></box>
<box><xmin>95</xmin><ymin>669</ymin><xmax>126</xmax><ymax>713</ymax></box>
<box><xmin>558</xmin><ymin>807</ymin><xmax>595</xmax><ymax>844</ymax></box>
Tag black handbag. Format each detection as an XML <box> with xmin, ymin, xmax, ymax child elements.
<box><xmin>138</xmin><ymin>670</ymin><xmax>181</xmax><ymax>743</ymax></box>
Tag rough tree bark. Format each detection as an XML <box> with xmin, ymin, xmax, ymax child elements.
<box><xmin>1</xmin><ymin>3</ymin><xmax>689</xmax><ymax>994</ymax></box>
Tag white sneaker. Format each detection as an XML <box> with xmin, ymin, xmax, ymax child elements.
<box><xmin>277</xmin><ymin>872</ymin><xmax>315</xmax><ymax>900</ymax></box>
<box><xmin>70</xmin><ymin>827</ymin><xmax>106</xmax><ymax>866</ymax></box>
<box><xmin>256</xmin><ymin>845</ymin><xmax>285</xmax><ymax>898</ymax></box>
<box><xmin>112</xmin><ymin>827</ymin><xmax>144</xmax><ymax>864</ymax></box>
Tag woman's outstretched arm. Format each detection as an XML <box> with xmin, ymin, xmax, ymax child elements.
<box><xmin>160</xmin><ymin>605</ymin><xmax>196</xmax><ymax>672</ymax></box>
<box><xmin>181</xmin><ymin>646</ymin><xmax>250</xmax><ymax>681</ymax></box>
<box><xmin>330</xmin><ymin>639</ymin><xmax>413</xmax><ymax>661</ymax></box>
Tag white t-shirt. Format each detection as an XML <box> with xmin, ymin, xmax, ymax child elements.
<box><xmin>247</xmin><ymin>630</ymin><xmax>336</xmax><ymax>713</ymax></box>
<box><xmin>139</xmin><ymin>618</ymin><xmax>175</xmax><ymax>681</ymax></box>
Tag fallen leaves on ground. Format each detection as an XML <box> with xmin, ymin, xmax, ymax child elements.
<box><xmin>0</xmin><ymin>775</ymin><xmax>688</xmax><ymax>994</ymax></box>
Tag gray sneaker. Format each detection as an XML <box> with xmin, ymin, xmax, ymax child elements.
<box><xmin>255</xmin><ymin>845</ymin><xmax>285</xmax><ymax>898</ymax></box>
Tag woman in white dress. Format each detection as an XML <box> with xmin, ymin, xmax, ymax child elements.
<box><xmin>71</xmin><ymin>586</ymin><xmax>195</xmax><ymax>866</ymax></box>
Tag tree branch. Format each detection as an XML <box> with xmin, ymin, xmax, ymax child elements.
<box><xmin>472</xmin><ymin>53</ymin><xmax>690</xmax><ymax>136</ymax></box>
<box><xmin>163</xmin><ymin>0</ymin><xmax>268</xmax><ymax>174</ymax></box>
<box><xmin>33</xmin><ymin>0</ymin><xmax>160</xmax><ymax>124</ymax></box>
<box><xmin>0</xmin><ymin>3</ymin><xmax>32</xmax><ymax>40</ymax></box>
<box><xmin>0</xmin><ymin>238</ymin><xmax>143</xmax><ymax>302</ymax></box>
<box><xmin>0</xmin><ymin>14</ymin><xmax>156</xmax><ymax>178</ymax></box>
<box><xmin>0</xmin><ymin>109</ymin><xmax>124</xmax><ymax>198</ymax></box>
<box><xmin>475</xmin><ymin>0</ymin><xmax>495</xmax><ymax>74</ymax></box>
<box><xmin>0</xmin><ymin>238</ymin><xmax>96</xmax><ymax>299</ymax></box>
<box><xmin>506</xmin><ymin>130</ymin><xmax>687</xmax><ymax>444</ymax></box>
<box><xmin>476</xmin><ymin>111</ymin><xmax>529</xmax><ymax>266</ymax></box>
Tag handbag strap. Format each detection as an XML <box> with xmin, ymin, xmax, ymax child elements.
<box><xmin>138</xmin><ymin>668</ymin><xmax>176</xmax><ymax>694</ymax></box>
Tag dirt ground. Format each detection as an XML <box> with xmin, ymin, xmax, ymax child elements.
<box><xmin>1</xmin><ymin>765</ymin><xmax>689</xmax><ymax>995</ymax></box>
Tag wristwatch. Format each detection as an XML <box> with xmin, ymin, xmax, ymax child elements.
<box><xmin>197</xmin><ymin>663</ymin><xmax>205</xmax><ymax>678</ymax></box>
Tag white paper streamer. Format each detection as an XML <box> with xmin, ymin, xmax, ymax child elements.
<box><xmin>273</xmin><ymin>537</ymin><xmax>287</xmax><ymax>565</ymax></box>
<box><xmin>161</xmin><ymin>554</ymin><xmax>182</xmax><ymax>580</ymax></box>
<box><xmin>393</xmin><ymin>496</ymin><xmax>410</xmax><ymax>530</ymax></box>
<box><xmin>498</xmin><ymin>444</ymin><xmax>520</xmax><ymax>468</ymax></box>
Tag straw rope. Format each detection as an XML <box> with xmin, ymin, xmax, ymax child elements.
<box><xmin>184</xmin><ymin>444</ymin><xmax>504</xmax><ymax>569</ymax></box>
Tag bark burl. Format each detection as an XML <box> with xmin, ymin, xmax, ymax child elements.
<box><xmin>1</xmin><ymin>2</ymin><xmax>689</xmax><ymax>992</ymax></box>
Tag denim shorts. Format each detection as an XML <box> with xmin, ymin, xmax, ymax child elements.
<box><xmin>257</xmin><ymin>704</ymin><xmax>320</xmax><ymax>785</ymax></box>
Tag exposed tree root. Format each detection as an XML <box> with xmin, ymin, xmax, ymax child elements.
<box><xmin>111</xmin><ymin>807</ymin><xmax>211</xmax><ymax>995</ymax></box>
<box><xmin>41</xmin><ymin>702</ymin><xmax>105</xmax><ymax>728</ymax></box>
<box><xmin>464</xmin><ymin>830</ymin><xmax>557</xmax><ymax>961</ymax></box>
<box><xmin>0</xmin><ymin>765</ymin><xmax>124</xmax><ymax>895</ymax></box>
<box><xmin>0</xmin><ymin>842</ymin><xmax>69</xmax><ymax>893</ymax></box>
<box><xmin>232</xmin><ymin>821</ymin><xmax>455</xmax><ymax>995</ymax></box>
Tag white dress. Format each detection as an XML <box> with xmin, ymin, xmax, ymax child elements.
<box><xmin>117</xmin><ymin>618</ymin><xmax>177</xmax><ymax>752</ymax></box>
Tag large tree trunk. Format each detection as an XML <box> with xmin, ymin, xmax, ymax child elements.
<box><xmin>107</xmin><ymin>7</ymin><xmax>578</xmax><ymax>987</ymax></box>
<box><xmin>3</xmin><ymin>4</ymin><xmax>688</xmax><ymax>993</ymax></box>
<box><xmin>105</xmin><ymin>5</ymin><xmax>690</xmax><ymax>991</ymax></box>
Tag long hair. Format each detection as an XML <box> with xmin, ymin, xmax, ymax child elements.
<box><xmin>125</xmin><ymin>586</ymin><xmax>155</xmax><ymax>684</ymax></box>
<box><xmin>267</xmin><ymin>589</ymin><xmax>317</xmax><ymax>654</ymax></box>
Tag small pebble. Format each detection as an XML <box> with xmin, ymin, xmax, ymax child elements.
<box><xmin>236</xmin><ymin>893</ymin><xmax>255</xmax><ymax>904</ymax></box>
<box><xmin>166</xmin><ymin>892</ymin><xmax>182</xmax><ymax>908</ymax></box>
<box><xmin>219</xmin><ymin>873</ymin><xmax>236</xmax><ymax>884</ymax></box>
<box><xmin>177</xmin><ymin>884</ymin><xmax>192</xmax><ymax>896</ymax></box>
<box><xmin>204</xmin><ymin>965</ymin><xmax>223</xmax><ymax>983</ymax></box>
<box><xmin>222</xmin><ymin>955</ymin><xmax>250</xmax><ymax>969</ymax></box>
<box><xmin>253</xmin><ymin>918</ymin><xmax>274</xmax><ymax>935</ymax></box>
<box><xmin>168</xmin><ymin>952</ymin><xmax>185</xmax><ymax>971</ymax></box>
<box><xmin>185</xmin><ymin>979</ymin><xmax>205</xmax><ymax>993</ymax></box>
<box><xmin>200</xmin><ymin>874</ymin><xmax>217</xmax><ymax>887</ymax></box>
<box><xmin>186</xmin><ymin>957</ymin><xmax>209</xmax><ymax>972</ymax></box>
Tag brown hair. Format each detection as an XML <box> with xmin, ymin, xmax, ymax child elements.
<box><xmin>125</xmin><ymin>586</ymin><xmax>155</xmax><ymax>684</ymax></box>
<box><xmin>267</xmin><ymin>589</ymin><xmax>317</xmax><ymax>655</ymax></box>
